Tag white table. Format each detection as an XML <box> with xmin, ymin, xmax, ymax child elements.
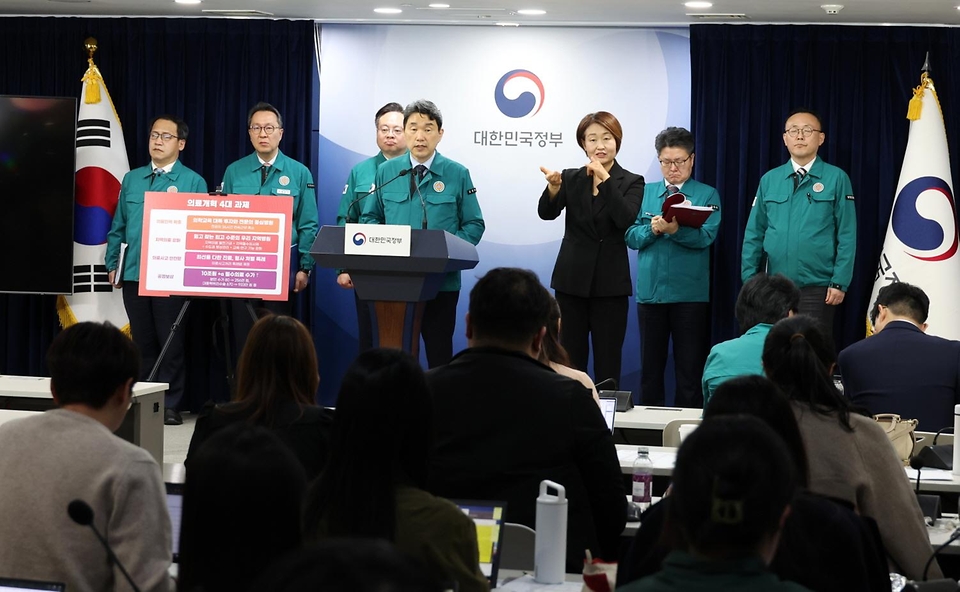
<box><xmin>615</xmin><ymin>405</ymin><xmax>701</xmax><ymax>431</ymax></box>
<box><xmin>0</xmin><ymin>375</ymin><xmax>168</xmax><ymax>463</ymax></box>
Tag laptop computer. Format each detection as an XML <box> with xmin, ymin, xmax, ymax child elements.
<box><xmin>0</xmin><ymin>579</ymin><xmax>64</xmax><ymax>592</ymax></box>
<box><xmin>451</xmin><ymin>500</ymin><xmax>507</xmax><ymax>586</ymax></box>
<box><xmin>598</xmin><ymin>397</ymin><xmax>617</xmax><ymax>434</ymax></box>
<box><xmin>165</xmin><ymin>482</ymin><xmax>184</xmax><ymax>563</ymax></box>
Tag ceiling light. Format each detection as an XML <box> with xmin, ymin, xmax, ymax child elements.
<box><xmin>374</xmin><ymin>7</ymin><xmax>402</xmax><ymax>13</ymax></box>
<box><xmin>428</xmin><ymin>3</ymin><xmax>450</xmax><ymax>7</ymax></box>
<box><xmin>684</xmin><ymin>1</ymin><xmax>712</xmax><ymax>7</ymax></box>
<box><xmin>175</xmin><ymin>0</ymin><xmax>201</xmax><ymax>4</ymax></box>
<box><xmin>517</xmin><ymin>9</ymin><xmax>546</xmax><ymax>15</ymax></box>
<box><xmin>496</xmin><ymin>22</ymin><xmax>520</xmax><ymax>26</ymax></box>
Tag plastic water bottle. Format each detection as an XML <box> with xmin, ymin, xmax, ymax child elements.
<box><xmin>632</xmin><ymin>447</ymin><xmax>653</xmax><ymax>511</ymax></box>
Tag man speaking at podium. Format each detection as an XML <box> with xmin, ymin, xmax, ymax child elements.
<box><xmin>106</xmin><ymin>115</ymin><xmax>207</xmax><ymax>426</ymax></box>
<box><xmin>361</xmin><ymin>99</ymin><xmax>485</xmax><ymax>368</ymax></box>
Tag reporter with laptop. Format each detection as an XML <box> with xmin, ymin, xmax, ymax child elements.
<box><xmin>0</xmin><ymin>322</ymin><xmax>173</xmax><ymax>592</ymax></box>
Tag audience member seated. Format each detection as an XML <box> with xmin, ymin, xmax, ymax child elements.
<box><xmin>0</xmin><ymin>321</ymin><xmax>173</xmax><ymax>592</ymax></box>
<box><xmin>177</xmin><ymin>423</ymin><xmax>307</xmax><ymax>592</ymax></box>
<box><xmin>425</xmin><ymin>267</ymin><xmax>626</xmax><ymax>572</ymax></box>
<box><xmin>618</xmin><ymin>416</ymin><xmax>807</xmax><ymax>592</ymax></box>
<box><xmin>838</xmin><ymin>282</ymin><xmax>960</xmax><ymax>432</ymax></box>
<box><xmin>302</xmin><ymin>348</ymin><xmax>488</xmax><ymax>592</ymax></box>
<box><xmin>701</xmin><ymin>273</ymin><xmax>799</xmax><ymax>408</ymax></box>
<box><xmin>250</xmin><ymin>540</ymin><xmax>443</xmax><ymax>592</ymax></box>
<box><xmin>186</xmin><ymin>314</ymin><xmax>332</xmax><ymax>479</ymax></box>
<box><xmin>763</xmin><ymin>315</ymin><xmax>940</xmax><ymax>580</ymax></box>
<box><xmin>618</xmin><ymin>375</ymin><xmax>889</xmax><ymax>592</ymax></box>
<box><xmin>539</xmin><ymin>295</ymin><xmax>600</xmax><ymax>402</ymax></box>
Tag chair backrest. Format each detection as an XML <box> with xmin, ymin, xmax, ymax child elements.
<box><xmin>662</xmin><ymin>418</ymin><xmax>702</xmax><ymax>447</ymax></box>
<box><xmin>500</xmin><ymin>522</ymin><xmax>536</xmax><ymax>572</ymax></box>
<box><xmin>913</xmin><ymin>431</ymin><xmax>955</xmax><ymax>456</ymax></box>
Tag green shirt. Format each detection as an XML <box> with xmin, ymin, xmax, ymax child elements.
<box><xmin>105</xmin><ymin>161</ymin><xmax>207</xmax><ymax>281</ymax></box>
<box><xmin>620</xmin><ymin>550</ymin><xmax>811</xmax><ymax>592</ymax></box>
<box><xmin>741</xmin><ymin>158</ymin><xmax>856</xmax><ymax>291</ymax></box>
<box><xmin>626</xmin><ymin>178</ymin><xmax>721</xmax><ymax>304</ymax></box>
<box><xmin>221</xmin><ymin>150</ymin><xmax>319</xmax><ymax>271</ymax></box>
<box><xmin>337</xmin><ymin>152</ymin><xmax>387</xmax><ymax>226</ymax></box>
<box><xmin>701</xmin><ymin>323</ymin><xmax>772</xmax><ymax>408</ymax></box>
<box><xmin>360</xmin><ymin>151</ymin><xmax>484</xmax><ymax>291</ymax></box>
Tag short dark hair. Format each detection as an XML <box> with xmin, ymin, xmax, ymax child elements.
<box><xmin>178</xmin><ymin>424</ymin><xmax>307</xmax><ymax>592</ymax></box>
<box><xmin>403</xmin><ymin>99</ymin><xmax>442</xmax><ymax>129</ymax></box>
<box><xmin>247</xmin><ymin>101</ymin><xmax>283</xmax><ymax>129</ymax></box>
<box><xmin>784</xmin><ymin>108</ymin><xmax>822</xmax><ymax>130</ymax></box>
<box><xmin>375</xmin><ymin>102</ymin><xmax>404</xmax><ymax>126</ymax></box>
<box><xmin>706</xmin><ymin>375</ymin><xmax>809</xmax><ymax>487</ymax></box>
<box><xmin>47</xmin><ymin>321</ymin><xmax>139</xmax><ymax>410</ymax></box>
<box><xmin>468</xmin><ymin>268</ymin><xmax>551</xmax><ymax>345</ymax></box>
<box><xmin>668</xmin><ymin>416</ymin><xmax>796</xmax><ymax>559</ymax></box>
<box><xmin>736</xmin><ymin>273</ymin><xmax>800</xmax><ymax>334</ymax></box>
<box><xmin>576</xmin><ymin>111</ymin><xmax>623</xmax><ymax>153</ymax></box>
<box><xmin>873</xmin><ymin>282</ymin><xmax>929</xmax><ymax>324</ymax></box>
<box><xmin>654</xmin><ymin>126</ymin><xmax>694</xmax><ymax>155</ymax></box>
<box><xmin>149</xmin><ymin>114</ymin><xmax>189</xmax><ymax>140</ymax></box>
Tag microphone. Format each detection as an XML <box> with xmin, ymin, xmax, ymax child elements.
<box><xmin>923</xmin><ymin>526</ymin><xmax>960</xmax><ymax>581</ymax></box>
<box><xmin>911</xmin><ymin>456</ymin><xmax>924</xmax><ymax>493</ymax></box>
<box><xmin>594</xmin><ymin>378</ymin><xmax>618</xmax><ymax>391</ymax></box>
<box><xmin>68</xmin><ymin>499</ymin><xmax>143</xmax><ymax>592</ymax></box>
<box><xmin>344</xmin><ymin>167</ymin><xmax>414</xmax><ymax>223</ymax></box>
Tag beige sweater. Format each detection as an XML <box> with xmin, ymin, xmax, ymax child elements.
<box><xmin>792</xmin><ymin>403</ymin><xmax>940</xmax><ymax>580</ymax></box>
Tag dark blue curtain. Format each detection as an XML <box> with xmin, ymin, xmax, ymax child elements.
<box><xmin>0</xmin><ymin>17</ymin><xmax>317</xmax><ymax>408</ymax></box>
<box><xmin>691</xmin><ymin>24</ymin><xmax>960</xmax><ymax>352</ymax></box>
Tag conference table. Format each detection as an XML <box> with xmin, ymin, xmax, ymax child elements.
<box><xmin>613</xmin><ymin>405</ymin><xmax>701</xmax><ymax>446</ymax></box>
<box><xmin>0</xmin><ymin>375</ymin><xmax>168</xmax><ymax>463</ymax></box>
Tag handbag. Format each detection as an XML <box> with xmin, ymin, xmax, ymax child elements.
<box><xmin>874</xmin><ymin>413</ymin><xmax>918</xmax><ymax>464</ymax></box>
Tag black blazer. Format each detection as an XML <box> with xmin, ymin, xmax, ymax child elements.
<box><xmin>425</xmin><ymin>347</ymin><xmax>627</xmax><ymax>572</ymax></box>
<box><xmin>838</xmin><ymin>321</ymin><xmax>960</xmax><ymax>432</ymax></box>
<box><xmin>538</xmin><ymin>160</ymin><xmax>643</xmax><ymax>298</ymax></box>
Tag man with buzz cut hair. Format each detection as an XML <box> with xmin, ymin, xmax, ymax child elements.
<box><xmin>426</xmin><ymin>267</ymin><xmax>626</xmax><ymax>573</ymax></box>
<box><xmin>0</xmin><ymin>321</ymin><xmax>173</xmax><ymax>592</ymax></box>
<box><xmin>701</xmin><ymin>273</ymin><xmax>800</xmax><ymax>408</ymax></box>
<box><xmin>106</xmin><ymin>114</ymin><xmax>207</xmax><ymax>426</ymax></box>
<box><xmin>741</xmin><ymin>108</ymin><xmax>856</xmax><ymax>333</ymax></box>
<box><xmin>839</xmin><ymin>282</ymin><xmax>960</xmax><ymax>432</ymax></box>
<box><xmin>361</xmin><ymin>99</ymin><xmax>485</xmax><ymax>367</ymax></box>
<box><xmin>337</xmin><ymin>101</ymin><xmax>408</xmax><ymax>352</ymax></box>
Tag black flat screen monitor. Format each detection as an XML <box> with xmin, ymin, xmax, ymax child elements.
<box><xmin>0</xmin><ymin>96</ymin><xmax>76</xmax><ymax>294</ymax></box>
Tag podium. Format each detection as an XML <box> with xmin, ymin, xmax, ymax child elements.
<box><xmin>311</xmin><ymin>225</ymin><xmax>479</xmax><ymax>356</ymax></box>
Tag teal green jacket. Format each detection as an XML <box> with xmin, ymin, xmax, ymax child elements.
<box><xmin>221</xmin><ymin>151</ymin><xmax>319</xmax><ymax>271</ymax></box>
<box><xmin>625</xmin><ymin>178</ymin><xmax>721</xmax><ymax>303</ymax></box>
<box><xmin>337</xmin><ymin>152</ymin><xmax>387</xmax><ymax>225</ymax></box>
<box><xmin>701</xmin><ymin>323</ymin><xmax>772</xmax><ymax>408</ymax></box>
<box><xmin>741</xmin><ymin>158</ymin><xmax>856</xmax><ymax>291</ymax></box>
<box><xmin>360</xmin><ymin>151</ymin><xmax>485</xmax><ymax>291</ymax></box>
<box><xmin>620</xmin><ymin>551</ymin><xmax>811</xmax><ymax>592</ymax></box>
<box><xmin>105</xmin><ymin>161</ymin><xmax>207</xmax><ymax>282</ymax></box>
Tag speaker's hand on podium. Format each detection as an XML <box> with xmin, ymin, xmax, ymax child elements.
<box><xmin>337</xmin><ymin>272</ymin><xmax>354</xmax><ymax>289</ymax></box>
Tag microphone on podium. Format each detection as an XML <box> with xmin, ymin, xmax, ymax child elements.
<box><xmin>68</xmin><ymin>499</ymin><xmax>143</xmax><ymax>592</ymax></box>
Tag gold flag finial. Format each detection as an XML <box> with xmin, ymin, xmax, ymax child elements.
<box><xmin>81</xmin><ymin>37</ymin><xmax>102</xmax><ymax>104</ymax></box>
<box><xmin>907</xmin><ymin>70</ymin><xmax>938</xmax><ymax>121</ymax></box>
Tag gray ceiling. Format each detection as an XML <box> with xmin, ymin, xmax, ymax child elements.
<box><xmin>4</xmin><ymin>0</ymin><xmax>960</xmax><ymax>26</ymax></box>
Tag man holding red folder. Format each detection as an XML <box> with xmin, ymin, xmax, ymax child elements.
<box><xmin>625</xmin><ymin>126</ymin><xmax>721</xmax><ymax>408</ymax></box>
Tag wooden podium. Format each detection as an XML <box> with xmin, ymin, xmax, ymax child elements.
<box><xmin>311</xmin><ymin>225</ymin><xmax>479</xmax><ymax>356</ymax></box>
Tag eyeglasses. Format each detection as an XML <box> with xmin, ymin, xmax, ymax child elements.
<box><xmin>249</xmin><ymin>125</ymin><xmax>280</xmax><ymax>135</ymax></box>
<box><xmin>659</xmin><ymin>156</ymin><xmax>692</xmax><ymax>168</ymax></box>
<box><xmin>378</xmin><ymin>126</ymin><xmax>404</xmax><ymax>136</ymax></box>
<box><xmin>784</xmin><ymin>127</ymin><xmax>821</xmax><ymax>138</ymax></box>
<box><xmin>149</xmin><ymin>131</ymin><xmax>179</xmax><ymax>141</ymax></box>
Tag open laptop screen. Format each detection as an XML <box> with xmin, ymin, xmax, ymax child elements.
<box><xmin>165</xmin><ymin>482</ymin><xmax>184</xmax><ymax>563</ymax></box>
<box><xmin>599</xmin><ymin>397</ymin><xmax>617</xmax><ymax>433</ymax></box>
<box><xmin>0</xmin><ymin>579</ymin><xmax>65</xmax><ymax>591</ymax></box>
<box><xmin>451</xmin><ymin>500</ymin><xmax>507</xmax><ymax>586</ymax></box>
